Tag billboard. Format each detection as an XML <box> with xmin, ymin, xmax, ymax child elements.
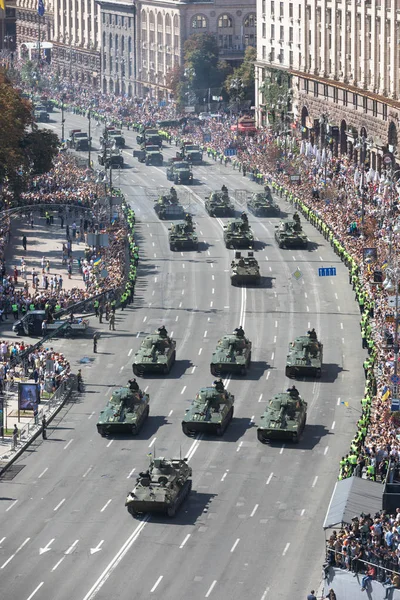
<box><xmin>18</xmin><ymin>383</ymin><xmax>40</xmax><ymax>412</ymax></box>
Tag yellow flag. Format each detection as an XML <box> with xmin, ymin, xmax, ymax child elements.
<box><xmin>0</xmin><ymin>0</ymin><xmax>5</xmax><ymax>10</ymax></box>
<box><xmin>344</xmin><ymin>401</ymin><xmax>349</xmax><ymax>407</ymax></box>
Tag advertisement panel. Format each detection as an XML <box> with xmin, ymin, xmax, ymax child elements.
<box><xmin>18</xmin><ymin>383</ymin><xmax>40</xmax><ymax>412</ymax></box>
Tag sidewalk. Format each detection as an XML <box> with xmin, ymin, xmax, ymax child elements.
<box><xmin>0</xmin><ymin>212</ymin><xmax>87</xmax><ymax>465</ymax></box>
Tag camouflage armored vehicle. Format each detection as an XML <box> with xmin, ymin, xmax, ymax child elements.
<box><xmin>136</xmin><ymin>128</ymin><xmax>162</xmax><ymax>147</ymax></box>
<box><xmin>285</xmin><ymin>332</ymin><xmax>323</xmax><ymax>378</ymax></box>
<box><xmin>132</xmin><ymin>329</ymin><xmax>176</xmax><ymax>376</ymax></box>
<box><xmin>98</xmin><ymin>149</ymin><xmax>124</xmax><ymax>168</ymax></box>
<box><xmin>154</xmin><ymin>191</ymin><xmax>185</xmax><ymax>220</ymax></box>
<box><xmin>247</xmin><ymin>191</ymin><xmax>280</xmax><ymax>217</ymax></box>
<box><xmin>274</xmin><ymin>214</ymin><xmax>308</xmax><ymax>249</ymax></box>
<box><xmin>108</xmin><ymin>129</ymin><xmax>125</xmax><ymax>148</ymax></box>
<box><xmin>178</xmin><ymin>143</ymin><xmax>203</xmax><ymax>164</ymax></box>
<box><xmin>210</xmin><ymin>328</ymin><xmax>252</xmax><ymax>376</ymax></box>
<box><xmin>230</xmin><ymin>251</ymin><xmax>261</xmax><ymax>286</ymax></box>
<box><xmin>205</xmin><ymin>190</ymin><xmax>234</xmax><ymax>217</ymax></box>
<box><xmin>96</xmin><ymin>385</ymin><xmax>149</xmax><ymax>436</ymax></box>
<box><xmin>257</xmin><ymin>391</ymin><xmax>307</xmax><ymax>443</ymax></box>
<box><xmin>134</xmin><ymin>144</ymin><xmax>163</xmax><ymax>166</ymax></box>
<box><xmin>182</xmin><ymin>384</ymin><xmax>234</xmax><ymax>436</ymax></box>
<box><xmin>224</xmin><ymin>213</ymin><xmax>254</xmax><ymax>249</ymax></box>
<box><xmin>125</xmin><ymin>457</ymin><xmax>192</xmax><ymax>517</ymax></box>
<box><xmin>169</xmin><ymin>216</ymin><xmax>198</xmax><ymax>251</ymax></box>
<box><xmin>166</xmin><ymin>159</ymin><xmax>193</xmax><ymax>185</ymax></box>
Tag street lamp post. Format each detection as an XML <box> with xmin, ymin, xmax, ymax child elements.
<box><xmin>355</xmin><ymin>133</ymin><xmax>371</xmax><ymax>238</ymax></box>
<box><xmin>230</xmin><ymin>77</ymin><xmax>244</xmax><ymax>131</ymax></box>
<box><xmin>61</xmin><ymin>93</ymin><xmax>65</xmax><ymax>142</ymax></box>
<box><xmin>88</xmin><ymin>107</ymin><xmax>92</xmax><ymax>169</ymax></box>
<box><xmin>319</xmin><ymin>113</ymin><xmax>329</xmax><ymax>184</ymax></box>
<box><xmin>384</xmin><ymin>265</ymin><xmax>400</xmax><ymax>399</ymax></box>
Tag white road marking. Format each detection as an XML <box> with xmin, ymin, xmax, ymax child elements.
<box><xmin>207</xmin><ymin>250</ymin><xmax>210</xmax><ymax>256</ymax></box>
<box><xmin>331</xmin><ymin>421</ymin><xmax>336</xmax><ymax>430</ymax></box>
<box><xmin>51</xmin><ymin>557</ymin><xmax>65</xmax><ymax>571</ymax></box>
<box><xmin>304</xmin><ymin>292</ymin><xmax>308</xmax><ymax>298</ymax></box>
<box><xmin>340</xmin><ymin>322</ymin><xmax>343</xmax><ymax>329</ymax></box>
<box><xmin>65</xmin><ymin>540</ymin><xmax>79</xmax><ymax>555</ymax></box>
<box><xmin>312</xmin><ymin>476</ymin><xmax>318</xmax><ymax>488</ymax></box>
<box><xmin>127</xmin><ymin>468</ymin><xmax>136</xmax><ymax>479</ymax></box>
<box><xmin>120</xmin><ymin>366</ymin><xmax>124</xmax><ymax>372</ymax></box>
<box><xmin>319</xmin><ymin>256</ymin><xmax>323</xmax><ymax>261</ymax></box>
<box><xmin>181</xmin><ymin>289</ymin><xmax>185</xmax><ymax>295</ymax></box>
<box><xmin>212</xmin><ymin>288</ymin><xmax>215</xmax><ymax>294</ymax></box>
<box><xmin>191</xmin><ymin>366</ymin><xmax>196</xmax><ymax>374</ymax></box>
<box><xmin>280</xmin><ymin>444</ymin><xmax>285</xmax><ymax>454</ymax></box>
<box><xmin>149</xmin><ymin>437</ymin><xmax>157</xmax><ymax>448</ymax></box>
<box><xmin>265</xmin><ymin>255</ymin><xmax>269</xmax><ymax>261</ymax></box>
<box><xmin>182</xmin><ymin>263</ymin><xmax>185</xmax><ymax>269</ymax></box>
<box><xmin>38</xmin><ymin>468</ymin><xmax>48</xmax><ymax>479</ymax></box>
<box><xmin>179</xmin><ymin>302</ymin><xmax>182</xmax><ymax>308</ymax></box>
<box><xmin>179</xmin><ymin>534</ymin><xmax>191</xmax><ymax>549</ymax></box>
<box><xmin>181</xmin><ymin>386</ymin><xmax>187</xmax><ymax>395</ymax></box>
<box><xmin>82</xmin><ymin>518</ymin><xmax>149</xmax><ymax>600</ymax></box>
<box><xmin>88</xmin><ymin>411</ymin><xmax>95</xmax><ymax>419</ymax></box>
<box><xmin>258</xmin><ymin>393</ymin><xmax>263</xmax><ymax>402</ymax></box>
<box><xmin>236</xmin><ymin>441</ymin><xmax>243</xmax><ymax>452</ymax></box>
<box><xmin>266</xmin><ymin>472</ymin><xmax>273</xmax><ymax>485</ymax></box>
<box><xmin>150</xmin><ymin>575</ymin><xmax>163</xmax><ymax>593</ymax></box>
<box><xmin>107</xmin><ymin>439</ymin><xmax>114</xmax><ymax>448</ymax></box>
<box><xmin>53</xmin><ymin>499</ymin><xmax>65</xmax><ymax>512</ymax></box>
<box><xmin>205</xmin><ymin>580</ymin><xmax>217</xmax><ymax>598</ymax></box>
<box><xmin>1</xmin><ymin>537</ymin><xmax>30</xmax><ymax>569</ymax></box>
<box><xmin>260</xmin><ymin>587</ymin><xmax>270</xmax><ymax>600</ymax></box>
<box><xmin>143</xmin><ymin>316</ymin><xmax>147</xmax><ymax>323</ymax></box>
<box><xmin>230</xmin><ymin>538</ymin><xmax>240</xmax><ymax>553</ymax></box>
<box><xmin>175</xmin><ymin>315</ymin><xmax>179</xmax><ymax>321</ymax></box>
<box><xmin>39</xmin><ymin>539</ymin><xmax>54</xmax><ymax>555</ymax></box>
<box><xmin>273</xmin><ymin>335</ymin><xmax>277</xmax><ymax>343</ymax></box>
<box><xmin>275</xmin><ymin>321</ymin><xmax>278</xmax><ymax>327</ymax></box>
<box><xmin>0</xmin><ymin>537</ymin><xmax>5</xmax><ymax>545</ymax></box>
<box><xmin>250</xmin><ymin>415</ymin><xmax>255</xmax><ymax>424</ymax></box>
<box><xmin>185</xmin><ymin>435</ymin><xmax>203</xmax><ymax>461</ymax></box>
<box><xmin>301</xmin><ymin>509</ymin><xmax>305</xmax><ymax>516</ymax></box>
<box><xmin>100</xmin><ymin>499</ymin><xmax>112</xmax><ymax>513</ymax></box>
<box><xmin>250</xmin><ymin>504</ymin><xmax>259</xmax><ymax>517</ymax></box>
<box><xmin>128</xmin><ymin>348</ymin><xmax>133</xmax><ymax>357</ymax></box>
<box><xmin>168</xmin><ymin>410</ymin><xmax>173</xmax><ymax>417</ymax></box>
<box><xmin>212</xmin><ymin>274</ymin><xmax>215</xmax><ymax>281</ymax></box>
<box><xmin>282</xmin><ymin>542</ymin><xmax>290</xmax><ymax>556</ymax></box>
<box><xmin>154</xmin><ymin>277</ymin><xmax>157</xmax><ymax>283</ymax></box>
<box><xmin>306</xmin><ymin>306</ymin><xmax>310</xmax><ymax>312</ymax></box>
<box><xmin>210</xmin><ymin>263</ymin><xmax>214</xmax><ymax>268</ymax></box>
<box><xmin>337</xmin><ymin>398</ymin><xmax>340</xmax><ymax>406</ymax></box>
<box><xmin>210</xmin><ymin>301</ymin><xmax>213</xmax><ymax>308</ymax></box>
<box><xmin>154</xmin><ymin>253</ymin><xmax>157</xmax><ymax>258</ymax></box>
<box><xmin>220</xmin><ymin>470</ymin><xmax>229</xmax><ymax>482</ymax></box>
<box><xmin>271</xmin><ymin>352</ymin><xmax>274</xmax><ymax>361</ymax></box>
<box><xmin>324</xmin><ymin>446</ymin><xmax>329</xmax><ymax>455</ymax></box>
<box><xmin>26</xmin><ymin>582</ymin><xmax>44</xmax><ymax>600</ymax></box>
<box><xmin>144</xmin><ymin>386</ymin><xmax>149</xmax><ymax>392</ymax></box>
<box><xmin>82</xmin><ymin>466</ymin><xmax>93</xmax><ymax>478</ymax></box>
<box><xmin>64</xmin><ymin>439</ymin><xmax>73</xmax><ymax>450</ymax></box>
<box><xmin>6</xmin><ymin>499</ymin><xmax>18</xmax><ymax>512</ymax></box>
<box><xmin>204</xmin><ymin>330</ymin><xmax>207</xmax><ymax>337</ymax></box>
<box><xmin>90</xmin><ymin>540</ymin><xmax>104</xmax><ymax>555</ymax></box>
<box><xmin>337</xmin><ymin>305</ymin><xmax>341</xmax><ymax>311</ymax></box>
<box><xmin>266</xmin><ymin>371</ymin><xmax>270</xmax><ymax>380</ymax></box>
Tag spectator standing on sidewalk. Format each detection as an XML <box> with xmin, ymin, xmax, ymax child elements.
<box><xmin>77</xmin><ymin>369</ymin><xmax>83</xmax><ymax>392</ymax></box>
<box><xmin>109</xmin><ymin>312</ymin><xmax>115</xmax><ymax>331</ymax></box>
<box><xmin>12</xmin><ymin>424</ymin><xmax>18</xmax><ymax>449</ymax></box>
<box><xmin>42</xmin><ymin>415</ymin><xmax>47</xmax><ymax>439</ymax></box>
<box><xmin>22</xmin><ymin>235</ymin><xmax>27</xmax><ymax>252</ymax></box>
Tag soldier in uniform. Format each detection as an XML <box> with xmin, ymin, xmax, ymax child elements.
<box><xmin>241</xmin><ymin>212</ymin><xmax>248</xmax><ymax>223</ymax></box>
<box><xmin>287</xmin><ymin>385</ymin><xmax>299</xmax><ymax>399</ymax></box>
<box><xmin>128</xmin><ymin>378</ymin><xmax>139</xmax><ymax>392</ymax></box>
<box><xmin>158</xmin><ymin>325</ymin><xmax>168</xmax><ymax>338</ymax></box>
<box><xmin>234</xmin><ymin>326</ymin><xmax>245</xmax><ymax>338</ymax></box>
<box><xmin>170</xmin><ymin>187</ymin><xmax>177</xmax><ymax>201</ymax></box>
<box><xmin>213</xmin><ymin>379</ymin><xmax>225</xmax><ymax>393</ymax></box>
<box><xmin>307</xmin><ymin>328</ymin><xmax>317</xmax><ymax>340</ymax></box>
<box><xmin>221</xmin><ymin>184</ymin><xmax>228</xmax><ymax>193</ymax></box>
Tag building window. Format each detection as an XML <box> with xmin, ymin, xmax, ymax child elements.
<box><xmin>270</xmin><ymin>48</ymin><xmax>275</xmax><ymax>61</ymax></box>
<box><xmin>262</xmin><ymin>0</ymin><xmax>266</xmax><ymax>14</ymax></box>
<box><xmin>109</xmin><ymin>33</ymin><xmax>112</xmax><ymax>49</ymax></box>
<box><xmin>324</xmin><ymin>84</ymin><xmax>328</xmax><ymax>97</ymax></box>
<box><xmin>373</xmin><ymin>100</ymin><xmax>377</xmax><ymax>117</ymax></box>
<box><xmin>343</xmin><ymin>90</ymin><xmax>347</xmax><ymax>106</ymax></box>
<box><xmin>314</xmin><ymin>81</ymin><xmax>318</xmax><ymax>97</ymax></box>
<box><xmin>289</xmin><ymin>27</ymin><xmax>293</xmax><ymax>42</ymax></box>
<box><xmin>271</xmin><ymin>24</ymin><xmax>275</xmax><ymax>39</ymax></box>
<box><xmin>192</xmin><ymin>15</ymin><xmax>207</xmax><ymax>29</ymax></box>
<box><xmin>218</xmin><ymin>14</ymin><xmax>232</xmax><ymax>28</ymax></box>
<box><xmin>289</xmin><ymin>50</ymin><xmax>293</xmax><ymax>66</ymax></box>
<box><xmin>121</xmin><ymin>16</ymin><xmax>124</xmax><ymax>26</ymax></box>
<box><xmin>102</xmin><ymin>12</ymin><xmax>105</xmax><ymax>23</ymax></box>
<box><xmin>279</xmin><ymin>1</ymin><xmax>283</xmax><ymax>16</ymax></box>
<box><xmin>244</xmin><ymin>14</ymin><xmax>256</xmax><ymax>27</ymax></box>
<box><xmin>262</xmin><ymin>45</ymin><xmax>266</xmax><ymax>59</ymax></box>
<box><xmin>383</xmin><ymin>103</ymin><xmax>387</xmax><ymax>121</ymax></box>
<box><xmin>271</xmin><ymin>1</ymin><xmax>274</xmax><ymax>15</ymax></box>
<box><xmin>280</xmin><ymin>25</ymin><xmax>283</xmax><ymax>41</ymax></box>
<box><xmin>353</xmin><ymin>93</ymin><xmax>357</xmax><ymax>108</ymax></box>
<box><xmin>289</xmin><ymin>2</ymin><xmax>293</xmax><ymax>18</ymax></box>
<box><xmin>218</xmin><ymin>34</ymin><xmax>232</xmax><ymax>48</ymax></box>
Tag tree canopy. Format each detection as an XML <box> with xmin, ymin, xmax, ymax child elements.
<box><xmin>225</xmin><ymin>46</ymin><xmax>257</xmax><ymax>103</ymax></box>
<box><xmin>0</xmin><ymin>69</ymin><xmax>59</xmax><ymax>198</ymax></box>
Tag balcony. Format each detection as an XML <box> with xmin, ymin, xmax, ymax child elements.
<box><xmin>218</xmin><ymin>45</ymin><xmax>252</xmax><ymax>59</ymax></box>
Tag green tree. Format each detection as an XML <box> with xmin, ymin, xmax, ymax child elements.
<box><xmin>21</xmin><ymin>128</ymin><xmax>59</xmax><ymax>175</ymax></box>
<box><xmin>225</xmin><ymin>46</ymin><xmax>257</xmax><ymax>103</ymax></box>
<box><xmin>183</xmin><ymin>33</ymin><xmax>229</xmax><ymax>102</ymax></box>
<box><xmin>259</xmin><ymin>68</ymin><xmax>292</xmax><ymax>129</ymax></box>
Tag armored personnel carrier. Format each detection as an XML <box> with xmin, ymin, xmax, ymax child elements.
<box><xmin>132</xmin><ymin>328</ymin><xmax>176</xmax><ymax>376</ymax></box>
<box><xmin>274</xmin><ymin>214</ymin><xmax>308</xmax><ymax>249</ymax></box>
<box><xmin>257</xmin><ymin>391</ymin><xmax>307</xmax><ymax>443</ymax></box>
<box><xmin>230</xmin><ymin>251</ymin><xmax>261</xmax><ymax>286</ymax></box>
<box><xmin>169</xmin><ymin>216</ymin><xmax>198</xmax><ymax>251</ymax></box>
<box><xmin>223</xmin><ymin>213</ymin><xmax>254</xmax><ymax>249</ymax></box>
<box><xmin>125</xmin><ymin>457</ymin><xmax>192</xmax><ymax>517</ymax></box>
<box><xmin>154</xmin><ymin>191</ymin><xmax>185</xmax><ymax>220</ymax></box>
<box><xmin>247</xmin><ymin>191</ymin><xmax>280</xmax><ymax>217</ymax></box>
<box><xmin>210</xmin><ymin>328</ymin><xmax>252</xmax><ymax>376</ymax></box>
<box><xmin>96</xmin><ymin>385</ymin><xmax>149</xmax><ymax>436</ymax></box>
<box><xmin>182</xmin><ymin>384</ymin><xmax>234</xmax><ymax>436</ymax></box>
<box><xmin>205</xmin><ymin>190</ymin><xmax>234</xmax><ymax>217</ymax></box>
<box><xmin>285</xmin><ymin>332</ymin><xmax>323</xmax><ymax>378</ymax></box>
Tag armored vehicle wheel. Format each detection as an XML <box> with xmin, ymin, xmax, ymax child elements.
<box><xmin>64</xmin><ymin>325</ymin><xmax>73</xmax><ymax>338</ymax></box>
<box><xmin>315</xmin><ymin>368</ymin><xmax>321</xmax><ymax>378</ymax></box>
<box><xmin>279</xmin><ymin>242</ymin><xmax>285</xmax><ymax>249</ymax></box>
<box><xmin>170</xmin><ymin>244</ymin><xmax>176</xmax><ymax>251</ymax></box>
<box><xmin>292</xmin><ymin>432</ymin><xmax>299</xmax><ymax>444</ymax></box>
<box><xmin>174</xmin><ymin>176</ymin><xmax>179</xmax><ymax>184</ymax></box>
<box><xmin>285</xmin><ymin>366</ymin><xmax>295</xmax><ymax>378</ymax></box>
<box><xmin>257</xmin><ymin>430</ymin><xmax>266</xmax><ymax>443</ymax></box>
<box><xmin>131</xmin><ymin>424</ymin><xmax>138</xmax><ymax>435</ymax></box>
<box><xmin>98</xmin><ymin>427</ymin><xmax>106</xmax><ymax>437</ymax></box>
<box><xmin>167</xmin><ymin>504</ymin><xmax>176</xmax><ymax>517</ymax></box>
<box><xmin>171</xmin><ymin>350</ymin><xmax>176</xmax><ymax>366</ymax></box>
<box><xmin>247</xmin><ymin>351</ymin><xmax>252</xmax><ymax>367</ymax></box>
<box><xmin>216</xmin><ymin>424</ymin><xmax>223</xmax><ymax>436</ymax></box>
<box><xmin>240</xmin><ymin>365</ymin><xmax>247</xmax><ymax>376</ymax></box>
<box><xmin>182</xmin><ymin>422</ymin><xmax>191</xmax><ymax>436</ymax></box>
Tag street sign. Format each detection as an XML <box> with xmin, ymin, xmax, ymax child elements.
<box><xmin>224</xmin><ymin>148</ymin><xmax>237</xmax><ymax>157</ymax></box>
<box><xmin>292</xmin><ymin>268</ymin><xmax>303</xmax><ymax>281</ymax></box>
<box><xmin>318</xmin><ymin>267</ymin><xmax>337</xmax><ymax>277</ymax></box>
<box><xmin>391</xmin><ymin>399</ymin><xmax>400</xmax><ymax>412</ymax></box>
<box><xmin>383</xmin><ymin>153</ymin><xmax>393</xmax><ymax>166</ymax></box>
<box><xmin>391</xmin><ymin>375</ymin><xmax>400</xmax><ymax>384</ymax></box>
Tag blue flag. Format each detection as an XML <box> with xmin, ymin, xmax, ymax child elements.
<box><xmin>37</xmin><ymin>0</ymin><xmax>45</xmax><ymax>16</ymax></box>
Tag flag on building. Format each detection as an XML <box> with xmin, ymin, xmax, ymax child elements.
<box><xmin>0</xmin><ymin>0</ymin><xmax>5</xmax><ymax>11</ymax></box>
<box><xmin>37</xmin><ymin>0</ymin><xmax>45</xmax><ymax>16</ymax></box>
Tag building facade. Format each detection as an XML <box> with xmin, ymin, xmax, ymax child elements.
<box><xmin>255</xmin><ymin>0</ymin><xmax>400</xmax><ymax>171</ymax></box>
<box><xmin>1</xmin><ymin>2</ymin><xmax>17</xmax><ymax>59</ymax></box>
<box><xmin>51</xmin><ymin>0</ymin><xmax>101</xmax><ymax>86</ymax></box>
<box><xmin>16</xmin><ymin>0</ymin><xmax>53</xmax><ymax>59</ymax></box>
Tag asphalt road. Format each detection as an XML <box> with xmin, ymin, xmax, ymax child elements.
<box><xmin>0</xmin><ymin>109</ymin><xmax>365</xmax><ymax>600</ymax></box>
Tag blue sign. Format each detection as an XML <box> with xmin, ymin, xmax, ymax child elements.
<box><xmin>391</xmin><ymin>375</ymin><xmax>400</xmax><ymax>384</ymax></box>
<box><xmin>224</xmin><ymin>148</ymin><xmax>237</xmax><ymax>157</ymax></box>
<box><xmin>318</xmin><ymin>267</ymin><xmax>337</xmax><ymax>277</ymax></box>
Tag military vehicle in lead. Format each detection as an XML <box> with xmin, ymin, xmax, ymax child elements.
<box><xmin>210</xmin><ymin>328</ymin><xmax>252</xmax><ymax>376</ymax></box>
<box><xmin>205</xmin><ymin>188</ymin><xmax>234</xmax><ymax>217</ymax></box>
<box><xmin>166</xmin><ymin>159</ymin><xmax>193</xmax><ymax>185</ymax></box>
<box><xmin>247</xmin><ymin>189</ymin><xmax>280</xmax><ymax>217</ymax></box>
<box><xmin>125</xmin><ymin>457</ymin><xmax>192</xmax><ymax>517</ymax></box>
<box><xmin>257</xmin><ymin>391</ymin><xmax>307</xmax><ymax>443</ymax></box>
<box><xmin>274</xmin><ymin>213</ymin><xmax>308</xmax><ymax>249</ymax></box>
<box><xmin>154</xmin><ymin>189</ymin><xmax>185</xmax><ymax>220</ymax></box>
<box><xmin>96</xmin><ymin>385</ymin><xmax>149</xmax><ymax>436</ymax></box>
<box><xmin>182</xmin><ymin>383</ymin><xmax>235</xmax><ymax>436</ymax></box>
<box><xmin>230</xmin><ymin>251</ymin><xmax>261</xmax><ymax>286</ymax></box>
<box><xmin>169</xmin><ymin>215</ymin><xmax>198</xmax><ymax>251</ymax></box>
<box><xmin>132</xmin><ymin>328</ymin><xmax>176</xmax><ymax>376</ymax></box>
<box><xmin>285</xmin><ymin>331</ymin><xmax>323</xmax><ymax>378</ymax></box>
<box><xmin>223</xmin><ymin>213</ymin><xmax>254</xmax><ymax>249</ymax></box>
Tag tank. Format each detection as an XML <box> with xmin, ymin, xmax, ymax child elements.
<box><xmin>205</xmin><ymin>190</ymin><xmax>234</xmax><ymax>217</ymax></box>
<box><xmin>182</xmin><ymin>386</ymin><xmax>234</xmax><ymax>436</ymax></box>
<box><xmin>285</xmin><ymin>334</ymin><xmax>323</xmax><ymax>378</ymax></box>
<box><xmin>247</xmin><ymin>191</ymin><xmax>280</xmax><ymax>217</ymax></box>
<box><xmin>257</xmin><ymin>392</ymin><xmax>307</xmax><ymax>443</ymax></box>
<box><xmin>154</xmin><ymin>193</ymin><xmax>185</xmax><ymax>220</ymax></box>
<box><xmin>96</xmin><ymin>386</ymin><xmax>149</xmax><ymax>436</ymax></box>
<box><xmin>125</xmin><ymin>457</ymin><xmax>192</xmax><ymax>517</ymax></box>
<box><xmin>223</xmin><ymin>214</ymin><xmax>254</xmax><ymax>249</ymax></box>
<box><xmin>274</xmin><ymin>216</ymin><xmax>308</xmax><ymax>249</ymax></box>
<box><xmin>169</xmin><ymin>219</ymin><xmax>198</xmax><ymax>251</ymax></box>
<box><xmin>132</xmin><ymin>332</ymin><xmax>176</xmax><ymax>376</ymax></box>
<box><xmin>230</xmin><ymin>251</ymin><xmax>261</xmax><ymax>286</ymax></box>
<box><xmin>210</xmin><ymin>332</ymin><xmax>252</xmax><ymax>376</ymax></box>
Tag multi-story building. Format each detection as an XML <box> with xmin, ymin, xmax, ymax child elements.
<box><xmin>255</xmin><ymin>0</ymin><xmax>400</xmax><ymax>171</ymax></box>
<box><xmin>16</xmin><ymin>0</ymin><xmax>53</xmax><ymax>60</ymax></box>
<box><xmin>1</xmin><ymin>1</ymin><xmax>17</xmax><ymax>59</ymax></box>
<box><xmin>51</xmin><ymin>0</ymin><xmax>101</xmax><ymax>87</ymax></box>
<box><xmin>97</xmin><ymin>0</ymin><xmax>256</xmax><ymax>98</ymax></box>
